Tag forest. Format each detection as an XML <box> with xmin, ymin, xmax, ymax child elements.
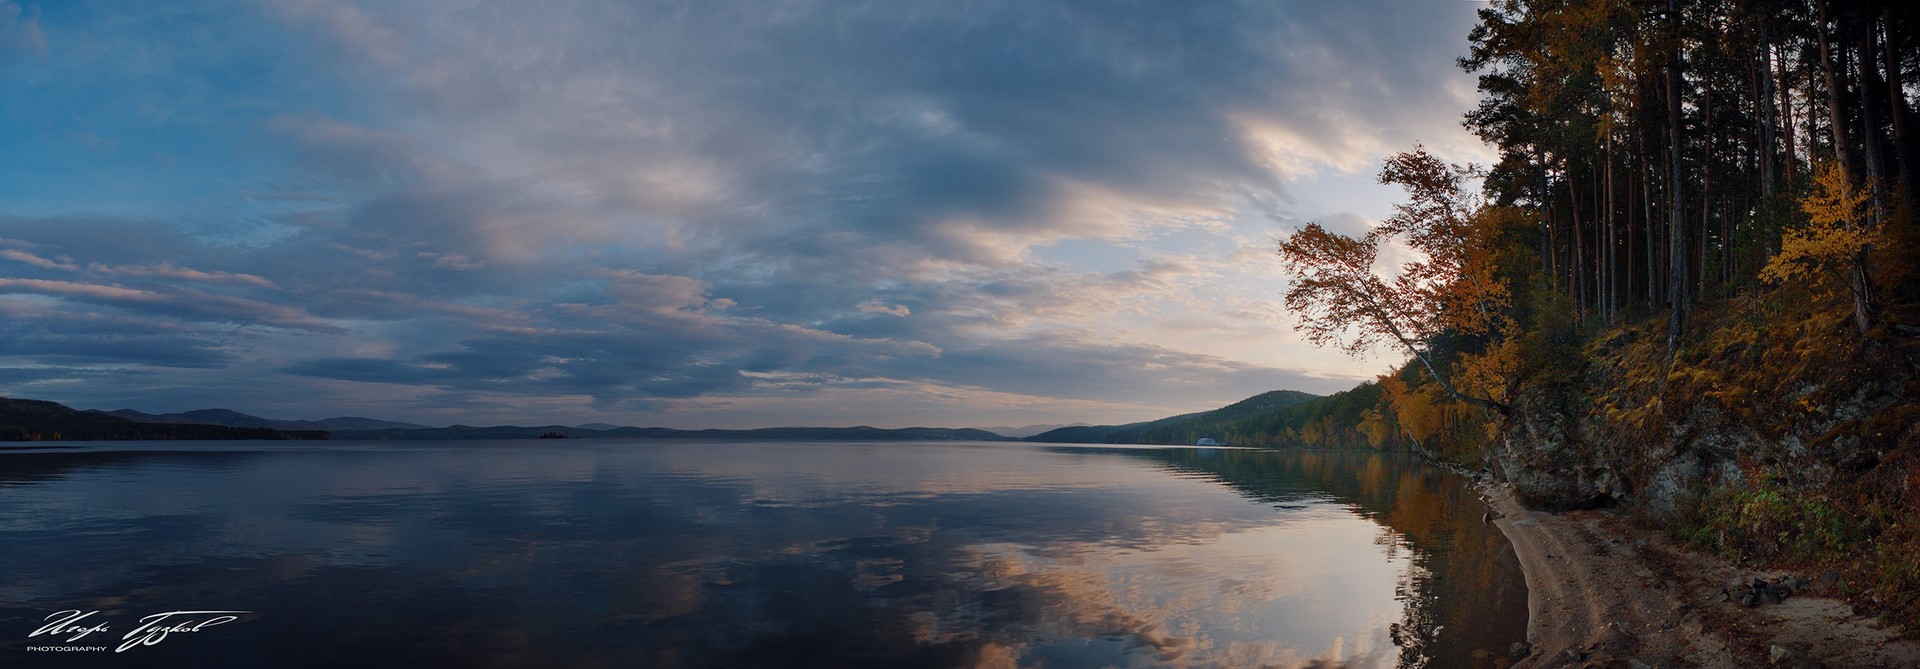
<box><xmin>1266</xmin><ymin>0</ymin><xmax>1920</xmax><ymax>626</ymax></box>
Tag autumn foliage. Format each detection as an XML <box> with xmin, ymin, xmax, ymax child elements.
<box><xmin>1761</xmin><ymin>161</ymin><xmax>1882</xmax><ymax>331</ymax></box>
<box><xmin>1268</xmin><ymin>0</ymin><xmax>1920</xmax><ymax>630</ymax></box>
<box><xmin>1276</xmin><ymin>147</ymin><xmax>1514</xmax><ymax>416</ymax></box>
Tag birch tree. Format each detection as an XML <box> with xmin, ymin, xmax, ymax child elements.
<box><xmin>1277</xmin><ymin>147</ymin><xmax>1514</xmax><ymax>415</ymax></box>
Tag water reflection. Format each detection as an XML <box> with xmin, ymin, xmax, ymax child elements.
<box><xmin>0</xmin><ymin>442</ymin><xmax>1523</xmax><ymax>668</ymax></box>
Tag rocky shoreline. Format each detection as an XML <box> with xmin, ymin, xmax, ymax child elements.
<box><xmin>1479</xmin><ymin>481</ymin><xmax>1920</xmax><ymax>668</ymax></box>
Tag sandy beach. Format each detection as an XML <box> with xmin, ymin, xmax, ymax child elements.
<box><xmin>1481</xmin><ymin>482</ymin><xmax>1920</xmax><ymax>668</ymax></box>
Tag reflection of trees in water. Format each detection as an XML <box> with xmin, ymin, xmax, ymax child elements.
<box><xmin>1124</xmin><ymin>448</ymin><xmax>1528</xmax><ymax>669</ymax></box>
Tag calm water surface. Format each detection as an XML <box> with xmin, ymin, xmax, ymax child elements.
<box><xmin>0</xmin><ymin>441</ymin><xmax>1525</xmax><ymax>668</ymax></box>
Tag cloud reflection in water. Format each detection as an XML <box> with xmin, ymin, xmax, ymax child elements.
<box><xmin>0</xmin><ymin>441</ymin><xmax>1523</xmax><ymax>668</ymax></box>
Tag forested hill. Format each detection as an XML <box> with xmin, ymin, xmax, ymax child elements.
<box><xmin>1133</xmin><ymin>384</ymin><xmax>1383</xmax><ymax>448</ymax></box>
<box><xmin>1025</xmin><ymin>389</ymin><xmax>1321</xmax><ymax>444</ymax></box>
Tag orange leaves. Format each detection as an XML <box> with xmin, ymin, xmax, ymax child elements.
<box><xmin>1277</xmin><ymin>146</ymin><xmax>1515</xmax><ymax>417</ymax></box>
<box><xmin>1276</xmin><ymin>222</ymin><xmax>1410</xmax><ymax>356</ymax></box>
<box><xmin>1458</xmin><ymin>334</ymin><xmax>1521</xmax><ymax>403</ymax></box>
<box><xmin>1761</xmin><ymin>161</ymin><xmax>1876</xmax><ymax>290</ymax></box>
<box><xmin>1276</xmin><ymin>147</ymin><xmax>1513</xmax><ymax>360</ymax></box>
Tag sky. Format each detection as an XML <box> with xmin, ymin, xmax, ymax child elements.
<box><xmin>0</xmin><ymin>0</ymin><xmax>1492</xmax><ymax>429</ymax></box>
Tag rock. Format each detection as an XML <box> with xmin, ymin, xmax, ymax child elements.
<box><xmin>1768</xmin><ymin>577</ymin><xmax>1795</xmax><ymax>603</ymax></box>
<box><xmin>1493</xmin><ymin>394</ymin><xmax>1622</xmax><ymax>511</ymax></box>
<box><xmin>1591</xmin><ymin>622</ymin><xmax>1637</xmax><ymax>658</ymax></box>
<box><xmin>1769</xmin><ymin>643</ymin><xmax>1821</xmax><ymax>668</ymax></box>
<box><xmin>1754</xmin><ymin>578</ymin><xmax>1780</xmax><ymax>604</ymax></box>
<box><xmin>1508</xmin><ymin>641</ymin><xmax>1532</xmax><ymax>659</ymax></box>
<box><xmin>1731</xmin><ymin>576</ymin><xmax>1795</xmax><ymax>607</ymax></box>
<box><xmin>1642</xmin><ymin>451</ymin><xmax>1705</xmax><ymax>525</ymax></box>
<box><xmin>1814</xmin><ymin>571</ymin><xmax>1840</xmax><ymax>591</ymax></box>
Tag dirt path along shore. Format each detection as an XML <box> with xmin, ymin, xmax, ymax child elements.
<box><xmin>1480</xmin><ymin>482</ymin><xmax>1920</xmax><ymax>668</ymax></box>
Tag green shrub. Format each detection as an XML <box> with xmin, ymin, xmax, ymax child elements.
<box><xmin>1687</xmin><ymin>476</ymin><xmax>1865</xmax><ymax>564</ymax></box>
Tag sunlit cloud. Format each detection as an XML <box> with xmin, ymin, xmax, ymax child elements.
<box><xmin>0</xmin><ymin>0</ymin><xmax>1487</xmax><ymax>426</ymax></box>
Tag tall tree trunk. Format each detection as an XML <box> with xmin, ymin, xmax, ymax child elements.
<box><xmin>1778</xmin><ymin>40</ymin><xmax>1798</xmax><ymax>192</ymax></box>
<box><xmin>1606</xmin><ymin>132</ymin><xmax>1616</xmax><ymax>321</ymax></box>
<box><xmin>1594</xmin><ymin>171</ymin><xmax>1605</xmax><ymax>319</ymax></box>
<box><xmin>1759</xmin><ymin>21</ymin><xmax>1779</xmax><ymax>199</ymax></box>
<box><xmin>1808</xmin><ymin>56</ymin><xmax>1824</xmax><ymax>161</ymax></box>
<box><xmin>1886</xmin><ymin>6</ymin><xmax>1918</xmax><ymax>201</ymax></box>
<box><xmin>1818</xmin><ymin>0</ymin><xmax>1856</xmax><ymax>178</ymax></box>
<box><xmin>1627</xmin><ymin>140</ymin><xmax>1638</xmax><ymax>310</ymax></box>
<box><xmin>1856</xmin><ymin>11</ymin><xmax>1888</xmax><ymax>221</ymax></box>
<box><xmin>1572</xmin><ymin>174</ymin><xmax>1587</xmax><ymax>317</ymax></box>
<box><xmin>1701</xmin><ymin>90</ymin><xmax>1714</xmax><ymax>298</ymax></box>
<box><xmin>1667</xmin><ymin>0</ymin><xmax>1690</xmax><ymax>351</ymax></box>
<box><xmin>1849</xmin><ymin>250</ymin><xmax>1876</xmax><ymax>333</ymax></box>
<box><xmin>1643</xmin><ymin>130</ymin><xmax>1659</xmax><ymax>306</ymax></box>
<box><xmin>1537</xmin><ymin>145</ymin><xmax>1554</xmax><ymax>284</ymax></box>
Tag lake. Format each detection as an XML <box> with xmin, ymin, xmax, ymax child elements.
<box><xmin>0</xmin><ymin>440</ymin><xmax>1526</xmax><ymax>668</ymax></box>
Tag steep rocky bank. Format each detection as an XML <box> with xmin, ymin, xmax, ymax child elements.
<box><xmin>1485</xmin><ymin>297</ymin><xmax>1920</xmax><ymax>635</ymax></box>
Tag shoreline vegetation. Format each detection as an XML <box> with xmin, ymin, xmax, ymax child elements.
<box><xmin>1259</xmin><ymin>0</ymin><xmax>1920</xmax><ymax>663</ymax></box>
<box><xmin>1006</xmin><ymin>0</ymin><xmax>1920</xmax><ymax>655</ymax></box>
<box><xmin>1078</xmin><ymin>0</ymin><xmax>1920</xmax><ymax>661</ymax></box>
<box><xmin>1476</xmin><ymin>467</ymin><xmax>1920</xmax><ymax>667</ymax></box>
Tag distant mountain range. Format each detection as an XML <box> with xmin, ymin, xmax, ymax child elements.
<box><xmin>324</xmin><ymin>424</ymin><xmax>1008</xmax><ymax>441</ymax></box>
<box><xmin>974</xmin><ymin>423</ymin><xmax>1090</xmax><ymax>438</ymax></box>
<box><xmin>97</xmin><ymin>408</ymin><xmax>428</xmax><ymax>432</ymax></box>
<box><xmin>6</xmin><ymin>389</ymin><xmax>1341</xmax><ymax>445</ymax></box>
<box><xmin>10</xmin><ymin>400</ymin><xmax>1002</xmax><ymax>442</ymax></box>
<box><xmin>1024</xmin><ymin>390</ymin><xmax>1321</xmax><ymax>444</ymax></box>
<box><xmin>2</xmin><ymin>398</ymin><xmax>328</xmax><ymax>442</ymax></box>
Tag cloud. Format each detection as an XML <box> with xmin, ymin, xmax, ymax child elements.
<box><xmin>97</xmin><ymin>262</ymin><xmax>279</xmax><ymax>288</ymax></box>
<box><xmin>0</xmin><ymin>0</ymin><xmax>1484</xmax><ymax>425</ymax></box>
<box><xmin>263</xmin><ymin>0</ymin><xmax>404</xmax><ymax>65</ymax></box>
<box><xmin>0</xmin><ymin>277</ymin><xmax>333</xmax><ymax>332</ymax></box>
<box><xmin>2</xmin><ymin>249</ymin><xmax>77</xmax><ymax>270</ymax></box>
<box><xmin>858</xmin><ymin>303</ymin><xmax>910</xmax><ymax>318</ymax></box>
<box><xmin>417</xmin><ymin>252</ymin><xmax>484</xmax><ymax>271</ymax></box>
<box><xmin>0</xmin><ymin>1</ymin><xmax>46</xmax><ymax>67</ymax></box>
<box><xmin>0</xmin><ymin>297</ymin><xmax>243</xmax><ymax>368</ymax></box>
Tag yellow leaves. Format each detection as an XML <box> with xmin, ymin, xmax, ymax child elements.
<box><xmin>1761</xmin><ymin>161</ymin><xmax>1878</xmax><ymax>290</ymax></box>
<box><xmin>1664</xmin><ymin>365</ymin><xmax>1724</xmax><ymax>396</ymax></box>
<box><xmin>1457</xmin><ymin>330</ymin><xmax>1521</xmax><ymax>403</ymax></box>
<box><xmin>1357</xmin><ymin>408</ymin><xmax>1391</xmax><ymax>448</ymax></box>
<box><xmin>1397</xmin><ymin>382</ymin><xmax>1451</xmax><ymax>444</ymax></box>
<box><xmin>1801</xmin><ymin>161</ymin><xmax>1873</xmax><ymax>228</ymax></box>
